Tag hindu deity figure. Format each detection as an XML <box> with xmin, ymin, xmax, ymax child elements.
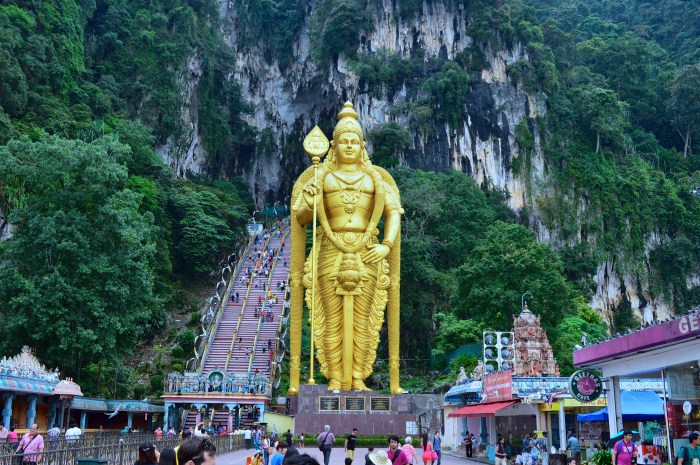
<box><xmin>288</xmin><ymin>102</ymin><xmax>403</xmax><ymax>394</ymax></box>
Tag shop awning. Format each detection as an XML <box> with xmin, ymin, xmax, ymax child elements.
<box><xmin>449</xmin><ymin>400</ymin><xmax>519</xmax><ymax>417</ymax></box>
<box><xmin>577</xmin><ymin>390</ymin><xmax>664</xmax><ymax>422</ymax></box>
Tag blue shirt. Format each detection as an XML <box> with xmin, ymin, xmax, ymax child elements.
<box><xmin>433</xmin><ymin>437</ymin><xmax>442</xmax><ymax>451</ymax></box>
<box><xmin>270</xmin><ymin>453</ymin><xmax>284</xmax><ymax>465</ymax></box>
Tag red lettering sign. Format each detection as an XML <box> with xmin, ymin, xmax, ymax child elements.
<box><xmin>483</xmin><ymin>370</ymin><xmax>513</xmax><ymax>402</ymax></box>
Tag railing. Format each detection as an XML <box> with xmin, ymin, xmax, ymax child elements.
<box><xmin>0</xmin><ymin>434</ymin><xmax>244</xmax><ymax>465</ymax></box>
<box><xmin>247</xmin><ymin>230</ymin><xmax>289</xmax><ymax>373</ymax></box>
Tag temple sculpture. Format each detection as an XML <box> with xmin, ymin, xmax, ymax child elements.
<box><xmin>288</xmin><ymin>102</ymin><xmax>404</xmax><ymax>394</ymax></box>
<box><xmin>512</xmin><ymin>304</ymin><xmax>560</xmax><ymax>376</ymax></box>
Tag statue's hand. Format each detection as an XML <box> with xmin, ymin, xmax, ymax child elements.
<box><xmin>302</xmin><ymin>182</ymin><xmax>320</xmax><ymax>209</ymax></box>
<box><xmin>362</xmin><ymin>243</ymin><xmax>390</xmax><ymax>264</ymax></box>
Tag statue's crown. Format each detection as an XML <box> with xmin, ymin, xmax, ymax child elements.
<box><xmin>333</xmin><ymin>102</ymin><xmax>364</xmax><ymax>141</ymax></box>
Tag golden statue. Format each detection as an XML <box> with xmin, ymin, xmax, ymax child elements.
<box><xmin>288</xmin><ymin>102</ymin><xmax>404</xmax><ymax>394</ymax></box>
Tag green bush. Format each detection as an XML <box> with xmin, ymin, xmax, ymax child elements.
<box><xmin>590</xmin><ymin>450</ymin><xmax>612</xmax><ymax>465</ymax></box>
<box><xmin>133</xmin><ymin>385</ymin><xmax>146</xmax><ymax>399</ymax></box>
<box><xmin>171</xmin><ymin>363</ymin><xmax>183</xmax><ymax>373</ymax></box>
<box><xmin>171</xmin><ymin>346</ymin><xmax>186</xmax><ymax>359</ymax></box>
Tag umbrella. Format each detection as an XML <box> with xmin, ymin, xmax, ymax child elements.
<box><xmin>606</xmin><ymin>431</ymin><xmax>640</xmax><ymax>449</ymax></box>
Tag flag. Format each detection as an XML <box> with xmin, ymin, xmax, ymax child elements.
<box><xmin>547</xmin><ymin>391</ymin><xmax>565</xmax><ymax>409</ymax></box>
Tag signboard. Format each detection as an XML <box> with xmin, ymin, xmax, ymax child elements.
<box><xmin>569</xmin><ymin>370</ymin><xmax>603</xmax><ymax>402</ymax></box>
<box><xmin>370</xmin><ymin>397</ymin><xmax>391</xmax><ymax>411</ymax></box>
<box><xmin>345</xmin><ymin>397</ymin><xmax>366</xmax><ymax>411</ymax></box>
<box><xmin>482</xmin><ymin>370</ymin><xmax>513</xmax><ymax>402</ymax></box>
<box><xmin>319</xmin><ymin>396</ymin><xmax>340</xmax><ymax>411</ymax></box>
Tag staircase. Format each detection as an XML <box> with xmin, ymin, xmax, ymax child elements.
<box><xmin>182</xmin><ymin>220</ymin><xmax>290</xmax><ymax>432</ymax></box>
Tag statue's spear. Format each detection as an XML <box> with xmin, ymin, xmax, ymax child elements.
<box><xmin>302</xmin><ymin>126</ymin><xmax>329</xmax><ymax>385</ymax></box>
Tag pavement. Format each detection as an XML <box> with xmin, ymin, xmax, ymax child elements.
<box><xmin>216</xmin><ymin>446</ymin><xmax>491</xmax><ymax>465</ymax></box>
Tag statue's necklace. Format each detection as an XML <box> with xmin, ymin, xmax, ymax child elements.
<box><xmin>332</xmin><ymin>172</ymin><xmax>364</xmax><ymax>214</ymax></box>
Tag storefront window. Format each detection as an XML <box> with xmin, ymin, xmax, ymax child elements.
<box><xmin>666</xmin><ymin>362</ymin><xmax>700</xmax><ymax>452</ymax></box>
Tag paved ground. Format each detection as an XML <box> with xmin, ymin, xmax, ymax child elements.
<box><xmin>217</xmin><ymin>446</ymin><xmax>490</xmax><ymax>465</ymax></box>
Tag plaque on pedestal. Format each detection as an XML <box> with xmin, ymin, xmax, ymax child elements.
<box><xmin>319</xmin><ymin>396</ymin><xmax>340</xmax><ymax>411</ymax></box>
<box><xmin>370</xmin><ymin>397</ymin><xmax>391</xmax><ymax>411</ymax></box>
<box><xmin>345</xmin><ymin>397</ymin><xmax>365</xmax><ymax>411</ymax></box>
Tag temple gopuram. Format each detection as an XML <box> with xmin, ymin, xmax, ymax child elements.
<box><xmin>513</xmin><ymin>304</ymin><xmax>560</xmax><ymax>376</ymax></box>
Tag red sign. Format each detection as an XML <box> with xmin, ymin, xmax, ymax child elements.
<box><xmin>483</xmin><ymin>370</ymin><xmax>513</xmax><ymax>402</ymax></box>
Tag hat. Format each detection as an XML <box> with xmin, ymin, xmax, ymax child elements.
<box><xmin>368</xmin><ymin>450</ymin><xmax>390</xmax><ymax>465</ymax></box>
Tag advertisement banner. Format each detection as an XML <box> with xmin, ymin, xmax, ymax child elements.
<box><xmin>482</xmin><ymin>370</ymin><xmax>513</xmax><ymax>402</ymax></box>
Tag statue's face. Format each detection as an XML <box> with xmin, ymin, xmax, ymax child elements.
<box><xmin>335</xmin><ymin>131</ymin><xmax>362</xmax><ymax>164</ymax></box>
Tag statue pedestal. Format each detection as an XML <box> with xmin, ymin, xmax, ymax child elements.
<box><xmin>291</xmin><ymin>384</ymin><xmax>443</xmax><ymax>435</ymax></box>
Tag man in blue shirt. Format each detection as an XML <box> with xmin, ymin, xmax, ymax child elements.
<box><xmin>433</xmin><ymin>432</ymin><xmax>442</xmax><ymax>465</ymax></box>
<box><xmin>270</xmin><ymin>441</ymin><xmax>289</xmax><ymax>465</ymax></box>
<box><xmin>567</xmin><ymin>433</ymin><xmax>581</xmax><ymax>465</ymax></box>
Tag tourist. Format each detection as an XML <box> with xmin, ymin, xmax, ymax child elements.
<box><xmin>285</xmin><ymin>430</ymin><xmax>293</xmax><ymax>447</ymax></box>
<box><xmin>317</xmin><ymin>425</ymin><xmax>335</xmax><ymax>465</ymax></box>
<box><xmin>420</xmin><ymin>433</ymin><xmax>434</xmax><ymax>465</ymax></box>
<box><xmin>463</xmin><ymin>432</ymin><xmax>472</xmax><ymax>458</ymax></box>
<box><xmin>65</xmin><ymin>423</ymin><xmax>82</xmax><ymax>444</ymax></box>
<box><xmin>345</xmin><ymin>428</ymin><xmax>358</xmax><ymax>460</ymax></box>
<box><xmin>245</xmin><ymin>427</ymin><xmax>252</xmax><ymax>449</ymax></box>
<box><xmin>154</xmin><ymin>426</ymin><xmax>163</xmax><ymax>440</ymax></box>
<box><xmin>176</xmin><ymin>437</ymin><xmax>217</xmax><ymax>465</ymax></box>
<box><xmin>263</xmin><ymin>434</ymin><xmax>271</xmax><ymax>465</ymax></box>
<box><xmin>299</xmin><ymin>433</ymin><xmax>305</xmax><ymax>449</ymax></box>
<box><xmin>158</xmin><ymin>447</ymin><xmax>177</xmax><ymax>465</ymax></box>
<box><xmin>495</xmin><ymin>437</ymin><xmax>508</xmax><ymax>465</ymax></box>
<box><xmin>538</xmin><ymin>432</ymin><xmax>550</xmax><ymax>465</ymax></box>
<box><xmin>676</xmin><ymin>432</ymin><xmax>700</xmax><ymax>465</ymax></box>
<box><xmin>387</xmin><ymin>435</ymin><xmax>409</xmax><ymax>465</ymax></box>
<box><xmin>0</xmin><ymin>424</ymin><xmax>8</xmax><ymax>451</ymax></box>
<box><xmin>612</xmin><ymin>431</ymin><xmax>638</xmax><ymax>465</ymax></box>
<box><xmin>531</xmin><ymin>433</ymin><xmax>540</xmax><ymax>465</ymax></box>
<box><xmin>402</xmin><ymin>437</ymin><xmax>417</xmax><ymax>465</ymax></box>
<box><xmin>255</xmin><ymin>426</ymin><xmax>263</xmax><ymax>452</ymax></box>
<box><xmin>8</xmin><ymin>427</ymin><xmax>19</xmax><ymax>449</ymax></box>
<box><xmin>270</xmin><ymin>441</ymin><xmax>289</xmax><ymax>465</ymax></box>
<box><xmin>16</xmin><ymin>424</ymin><xmax>44</xmax><ymax>465</ymax></box>
<box><xmin>46</xmin><ymin>424</ymin><xmax>60</xmax><ymax>442</ymax></box>
<box><xmin>134</xmin><ymin>442</ymin><xmax>159</xmax><ymax>465</ymax></box>
<box><xmin>566</xmin><ymin>433</ymin><xmax>581</xmax><ymax>465</ymax></box>
<box><xmin>365</xmin><ymin>447</ymin><xmax>375</xmax><ymax>465</ymax></box>
<box><xmin>167</xmin><ymin>427</ymin><xmax>176</xmax><ymax>438</ymax></box>
<box><xmin>283</xmin><ymin>453</ymin><xmax>320</xmax><ymax>465</ymax></box>
<box><xmin>431</xmin><ymin>432</ymin><xmax>441</xmax><ymax>465</ymax></box>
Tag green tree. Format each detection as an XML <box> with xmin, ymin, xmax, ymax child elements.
<box><xmin>455</xmin><ymin>221</ymin><xmax>579</xmax><ymax>332</ymax></box>
<box><xmin>0</xmin><ymin>135</ymin><xmax>161</xmax><ymax>374</ymax></box>
<box><xmin>571</xmin><ymin>84</ymin><xmax>629</xmax><ymax>153</ymax></box>
<box><xmin>668</xmin><ymin>63</ymin><xmax>700</xmax><ymax>157</ymax></box>
<box><xmin>550</xmin><ymin>301</ymin><xmax>609</xmax><ymax>375</ymax></box>
<box><xmin>368</xmin><ymin>122</ymin><xmax>411</xmax><ymax>168</ymax></box>
<box><xmin>423</xmin><ymin>61</ymin><xmax>471</xmax><ymax>129</ymax></box>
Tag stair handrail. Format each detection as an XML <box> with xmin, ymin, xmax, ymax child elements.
<box><xmin>270</xmin><ymin>272</ymin><xmax>291</xmax><ymax>389</ymax></box>
<box><xmin>247</xmin><ymin>230</ymin><xmax>289</xmax><ymax>374</ymax></box>
<box><xmin>193</xmin><ymin>234</ymin><xmax>254</xmax><ymax>373</ymax></box>
<box><xmin>223</xmin><ymin>230</ymin><xmax>275</xmax><ymax>371</ymax></box>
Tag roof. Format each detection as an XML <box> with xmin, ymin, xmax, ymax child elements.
<box><xmin>0</xmin><ymin>377</ymin><xmax>54</xmax><ymax>394</ymax></box>
<box><xmin>448</xmin><ymin>400</ymin><xmax>519</xmax><ymax>417</ymax></box>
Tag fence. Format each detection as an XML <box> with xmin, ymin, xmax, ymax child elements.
<box><xmin>0</xmin><ymin>433</ymin><xmax>244</xmax><ymax>465</ymax></box>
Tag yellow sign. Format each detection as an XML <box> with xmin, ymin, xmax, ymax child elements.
<box><xmin>540</xmin><ymin>397</ymin><xmax>608</xmax><ymax>412</ymax></box>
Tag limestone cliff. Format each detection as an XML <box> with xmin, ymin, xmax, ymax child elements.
<box><xmin>157</xmin><ymin>0</ymin><xmax>673</xmax><ymax>323</ymax></box>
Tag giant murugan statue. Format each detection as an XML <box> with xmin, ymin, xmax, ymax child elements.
<box><xmin>288</xmin><ymin>102</ymin><xmax>404</xmax><ymax>394</ymax></box>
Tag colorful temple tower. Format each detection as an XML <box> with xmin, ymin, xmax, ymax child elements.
<box><xmin>513</xmin><ymin>304</ymin><xmax>560</xmax><ymax>376</ymax></box>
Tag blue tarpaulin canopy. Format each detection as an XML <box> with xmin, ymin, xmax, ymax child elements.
<box><xmin>577</xmin><ymin>390</ymin><xmax>665</xmax><ymax>422</ymax></box>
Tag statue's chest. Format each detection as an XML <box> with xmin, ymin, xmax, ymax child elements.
<box><xmin>323</xmin><ymin>172</ymin><xmax>375</xmax><ymax>216</ymax></box>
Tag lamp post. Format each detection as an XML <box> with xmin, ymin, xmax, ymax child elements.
<box><xmin>274</xmin><ymin>201</ymin><xmax>281</xmax><ymax>217</ymax></box>
<box><xmin>54</xmin><ymin>378</ymin><xmax>83</xmax><ymax>432</ymax></box>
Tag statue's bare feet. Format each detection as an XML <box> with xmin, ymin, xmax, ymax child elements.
<box><xmin>351</xmin><ymin>379</ymin><xmax>372</xmax><ymax>391</ymax></box>
<box><xmin>391</xmin><ymin>386</ymin><xmax>404</xmax><ymax>395</ymax></box>
<box><xmin>328</xmin><ymin>379</ymin><xmax>341</xmax><ymax>390</ymax></box>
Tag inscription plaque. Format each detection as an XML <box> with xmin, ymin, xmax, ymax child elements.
<box><xmin>345</xmin><ymin>397</ymin><xmax>366</xmax><ymax>411</ymax></box>
<box><xmin>319</xmin><ymin>396</ymin><xmax>341</xmax><ymax>411</ymax></box>
<box><xmin>370</xmin><ymin>397</ymin><xmax>391</xmax><ymax>411</ymax></box>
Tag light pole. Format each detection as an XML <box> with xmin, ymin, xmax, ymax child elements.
<box><xmin>274</xmin><ymin>201</ymin><xmax>281</xmax><ymax>217</ymax></box>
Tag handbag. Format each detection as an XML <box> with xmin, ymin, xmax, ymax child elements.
<box><xmin>431</xmin><ymin>450</ymin><xmax>438</xmax><ymax>460</ymax></box>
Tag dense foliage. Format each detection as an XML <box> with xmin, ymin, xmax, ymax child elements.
<box><xmin>0</xmin><ymin>0</ymin><xmax>254</xmax><ymax>397</ymax></box>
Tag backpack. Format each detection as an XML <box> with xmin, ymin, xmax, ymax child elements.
<box><xmin>673</xmin><ymin>446</ymin><xmax>689</xmax><ymax>465</ymax></box>
<box><xmin>319</xmin><ymin>433</ymin><xmax>329</xmax><ymax>452</ymax></box>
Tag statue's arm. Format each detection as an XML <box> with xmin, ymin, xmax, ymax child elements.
<box><xmin>294</xmin><ymin>179</ymin><xmax>320</xmax><ymax>226</ymax></box>
<box><xmin>381</xmin><ymin>181</ymin><xmax>403</xmax><ymax>247</ymax></box>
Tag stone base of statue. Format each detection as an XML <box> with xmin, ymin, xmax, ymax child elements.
<box><xmin>290</xmin><ymin>384</ymin><xmax>443</xmax><ymax>435</ymax></box>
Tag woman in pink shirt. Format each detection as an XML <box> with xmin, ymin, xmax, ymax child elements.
<box><xmin>402</xmin><ymin>437</ymin><xmax>418</xmax><ymax>465</ymax></box>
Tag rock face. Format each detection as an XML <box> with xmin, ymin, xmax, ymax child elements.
<box><xmin>156</xmin><ymin>0</ymin><xmax>673</xmax><ymax>321</ymax></box>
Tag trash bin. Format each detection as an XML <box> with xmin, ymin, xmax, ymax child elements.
<box><xmin>76</xmin><ymin>458</ymin><xmax>108</xmax><ymax>465</ymax></box>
